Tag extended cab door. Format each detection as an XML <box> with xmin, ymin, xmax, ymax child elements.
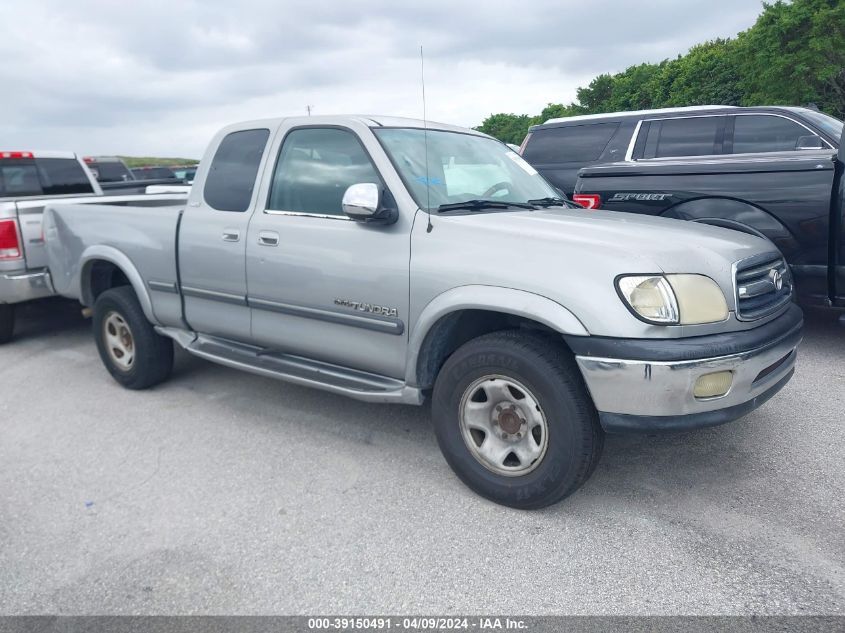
<box><xmin>245</xmin><ymin>123</ymin><xmax>410</xmax><ymax>379</ymax></box>
<box><xmin>178</xmin><ymin>127</ymin><xmax>272</xmax><ymax>340</ymax></box>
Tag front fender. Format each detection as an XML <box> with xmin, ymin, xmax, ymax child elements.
<box><xmin>79</xmin><ymin>246</ymin><xmax>157</xmax><ymax>324</ymax></box>
<box><xmin>406</xmin><ymin>285</ymin><xmax>588</xmax><ymax>384</ymax></box>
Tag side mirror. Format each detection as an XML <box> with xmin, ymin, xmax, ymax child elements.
<box><xmin>796</xmin><ymin>135</ymin><xmax>824</xmax><ymax>150</ymax></box>
<box><xmin>342</xmin><ymin>183</ymin><xmax>398</xmax><ymax>224</ymax></box>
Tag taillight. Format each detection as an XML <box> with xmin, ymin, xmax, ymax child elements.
<box><xmin>518</xmin><ymin>133</ymin><xmax>532</xmax><ymax>155</ymax></box>
<box><xmin>0</xmin><ymin>219</ymin><xmax>22</xmax><ymax>260</ymax></box>
<box><xmin>0</xmin><ymin>151</ymin><xmax>33</xmax><ymax>159</ymax></box>
<box><xmin>573</xmin><ymin>194</ymin><xmax>601</xmax><ymax>210</ymax></box>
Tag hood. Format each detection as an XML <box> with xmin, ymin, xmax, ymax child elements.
<box><xmin>421</xmin><ymin>207</ymin><xmax>778</xmax><ymax>337</ymax></box>
<box><xmin>442</xmin><ymin>207</ymin><xmax>771</xmax><ymax>276</ymax></box>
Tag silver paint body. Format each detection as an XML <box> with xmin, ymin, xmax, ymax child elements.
<box><xmin>42</xmin><ymin>115</ymin><xmax>799</xmax><ymax>417</ymax></box>
<box><xmin>0</xmin><ymin>189</ymin><xmax>187</xmax><ymax>308</ymax></box>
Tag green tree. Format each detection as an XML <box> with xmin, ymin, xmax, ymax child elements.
<box><xmin>474</xmin><ymin>0</ymin><xmax>845</xmax><ymax>136</ymax></box>
<box><xmin>660</xmin><ymin>39</ymin><xmax>743</xmax><ymax>107</ymax></box>
<box><xmin>475</xmin><ymin>113</ymin><xmax>534</xmax><ymax>145</ymax></box>
<box><xmin>736</xmin><ymin>0</ymin><xmax>845</xmax><ymax>118</ymax></box>
<box><xmin>576</xmin><ymin>74</ymin><xmax>614</xmax><ymax>113</ymax></box>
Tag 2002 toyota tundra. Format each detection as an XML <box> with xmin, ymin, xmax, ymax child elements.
<box><xmin>42</xmin><ymin>115</ymin><xmax>803</xmax><ymax>509</ymax></box>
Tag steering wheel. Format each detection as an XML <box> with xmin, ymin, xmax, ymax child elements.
<box><xmin>481</xmin><ymin>182</ymin><xmax>510</xmax><ymax>198</ymax></box>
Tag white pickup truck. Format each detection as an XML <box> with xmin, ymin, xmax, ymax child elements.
<box><xmin>0</xmin><ymin>150</ymin><xmax>188</xmax><ymax>343</ymax></box>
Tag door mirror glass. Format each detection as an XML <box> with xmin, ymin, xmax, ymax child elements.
<box><xmin>796</xmin><ymin>135</ymin><xmax>824</xmax><ymax>150</ymax></box>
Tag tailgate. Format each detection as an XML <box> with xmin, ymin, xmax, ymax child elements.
<box><xmin>15</xmin><ymin>203</ymin><xmax>47</xmax><ymax>269</ymax></box>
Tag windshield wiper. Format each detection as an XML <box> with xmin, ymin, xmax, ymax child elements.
<box><xmin>526</xmin><ymin>196</ymin><xmax>573</xmax><ymax>208</ymax></box>
<box><xmin>437</xmin><ymin>199</ymin><xmax>537</xmax><ymax>213</ymax></box>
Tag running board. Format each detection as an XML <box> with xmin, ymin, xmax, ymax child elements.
<box><xmin>180</xmin><ymin>334</ymin><xmax>423</xmax><ymax>405</ymax></box>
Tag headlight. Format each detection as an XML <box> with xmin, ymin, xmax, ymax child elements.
<box><xmin>617</xmin><ymin>274</ymin><xmax>728</xmax><ymax>325</ymax></box>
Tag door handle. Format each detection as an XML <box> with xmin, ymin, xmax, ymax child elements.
<box><xmin>258</xmin><ymin>231</ymin><xmax>279</xmax><ymax>246</ymax></box>
<box><xmin>222</xmin><ymin>229</ymin><xmax>240</xmax><ymax>242</ymax></box>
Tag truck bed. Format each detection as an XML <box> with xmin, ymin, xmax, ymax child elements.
<box><xmin>43</xmin><ymin>201</ymin><xmax>184</xmax><ymax>326</ymax></box>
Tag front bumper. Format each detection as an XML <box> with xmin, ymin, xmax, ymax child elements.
<box><xmin>0</xmin><ymin>268</ymin><xmax>54</xmax><ymax>305</ymax></box>
<box><xmin>567</xmin><ymin>304</ymin><xmax>803</xmax><ymax>433</ymax></box>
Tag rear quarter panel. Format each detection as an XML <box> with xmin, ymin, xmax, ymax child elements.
<box><xmin>43</xmin><ymin>203</ymin><xmax>184</xmax><ymax>326</ymax></box>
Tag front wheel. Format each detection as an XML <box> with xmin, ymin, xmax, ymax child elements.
<box><xmin>432</xmin><ymin>330</ymin><xmax>603</xmax><ymax>509</ymax></box>
<box><xmin>0</xmin><ymin>303</ymin><xmax>14</xmax><ymax>344</ymax></box>
<box><xmin>92</xmin><ymin>286</ymin><xmax>173</xmax><ymax>390</ymax></box>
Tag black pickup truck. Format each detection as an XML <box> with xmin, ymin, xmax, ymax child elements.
<box><xmin>574</xmin><ymin>115</ymin><xmax>845</xmax><ymax>311</ymax></box>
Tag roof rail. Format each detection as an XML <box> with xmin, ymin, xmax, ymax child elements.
<box><xmin>543</xmin><ymin>105</ymin><xmax>737</xmax><ymax>125</ymax></box>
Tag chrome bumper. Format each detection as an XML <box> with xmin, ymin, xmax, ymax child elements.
<box><xmin>574</xmin><ymin>308</ymin><xmax>802</xmax><ymax>432</ymax></box>
<box><xmin>0</xmin><ymin>269</ymin><xmax>55</xmax><ymax>304</ymax></box>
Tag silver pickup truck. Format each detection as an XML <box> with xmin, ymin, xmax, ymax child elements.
<box><xmin>0</xmin><ymin>150</ymin><xmax>188</xmax><ymax>343</ymax></box>
<box><xmin>43</xmin><ymin>115</ymin><xmax>803</xmax><ymax>509</ymax></box>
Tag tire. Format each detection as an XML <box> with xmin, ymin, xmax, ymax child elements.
<box><xmin>92</xmin><ymin>286</ymin><xmax>173</xmax><ymax>390</ymax></box>
<box><xmin>0</xmin><ymin>303</ymin><xmax>13</xmax><ymax>344</ymax></box>
<box><xmin>432</xmin><ymin>330</ymin><xmax>603</xmax><ymax>510</ymax></box>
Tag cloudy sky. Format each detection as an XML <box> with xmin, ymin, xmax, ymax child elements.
<box><xmin>0</xmin><ymin>0</ymin><xmax>764</xmax><ymax>158</ymax></box>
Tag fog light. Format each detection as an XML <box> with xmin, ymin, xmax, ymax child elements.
<box><xmin>693</xmin><ymin>371</ymin><xmax>733</xmax><ymax>399</ymax></box>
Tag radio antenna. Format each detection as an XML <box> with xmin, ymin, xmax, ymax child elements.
<box><xmin>420</xmin><ymin>45</ymin><xmax>433</xmax><ymax>233</ymax></box>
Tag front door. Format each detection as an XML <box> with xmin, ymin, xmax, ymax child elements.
<box><xmin>245</xmin><ymin>124</ymin><xmax>411</xmax><ymax>378</ymax></box>
<box><xmin>179</xmin><ymin>127</ymin><xmax>271</xmax><ymax>340</ymax></box>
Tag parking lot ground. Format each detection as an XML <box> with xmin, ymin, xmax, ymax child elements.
<box><xmin>1</xmin><ymin>299</ymin><xmax>844</xmax><ymax>614</ymax></box>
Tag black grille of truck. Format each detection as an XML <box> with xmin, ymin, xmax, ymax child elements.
<box><xmin>735</xmin><ymin>253</ymin><xmax>792</xmax><ymax>321</ymax></box>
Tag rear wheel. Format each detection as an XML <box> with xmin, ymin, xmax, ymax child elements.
<box><xmin>432</xmin><ymin>330</ymin><xmax>603</xmax><ymax>509</ymax></box>
<box><xmin>0</xmin><ymin>304</ymin><xmax>14</xmax><ymax>344</ymax></box>
<box><xmin>93</xmin><ymin>286</ymin><xmax>173</xmax><ymax>389</ymax></box>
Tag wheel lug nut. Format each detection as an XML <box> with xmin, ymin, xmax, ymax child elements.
<box><xmin>516</xmin><ymin>432</ymin><xmax>522</xmax><ymax>438</ymax></box>
<box><xmin>495</xmin><ymin>405</ymin><xmax>502</xmax><ymax>412</ymax></box>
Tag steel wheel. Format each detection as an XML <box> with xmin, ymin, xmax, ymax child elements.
<box><xmin>102</xmin><ymin>311</ymin><xmax>135</xmax><ymax>371</ymax></box>
<box><xmin>459</xmin><ymin>374</ymin><xmax>549</xmax><ymax>476</ymax></box>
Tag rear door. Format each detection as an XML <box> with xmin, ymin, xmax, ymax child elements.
<box><xmin>632</xmin><ymin>115</ymin><xmax>726</xmax><ymax>160</ymax></box>
<box><xmin>178</xmin><ymin>127</ymin><xmax>272</xmax><ymax>340</ymax></box>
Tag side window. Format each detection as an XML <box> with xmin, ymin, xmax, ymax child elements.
<box><xmin>522</xmin><ymin>122</ymin><xmax>619</xmax><ymax>164</ymax></box>
<box><xmin>268</xmin><ymin>128</ymin><xmax>380</xmax><ymax>216</ymax></box>
<box><xmin>203</xmin><ymin>128</ymin><xmax>270</xmax><ymax>212</ymax></box>
<box><xmin>732</xmin><ymin>115</ymin><xmax>816</xmax><ymax>154</ymax></box>
<box><xmin>643</xmin><ymin>117</ymin><xmax>721</xmax><ymax>158</ymax></box>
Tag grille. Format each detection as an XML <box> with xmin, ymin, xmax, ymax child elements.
<box><xmin>734</xmin><ymin>252</ymin><xmax>792</xmax><ymax>321</ymax></box>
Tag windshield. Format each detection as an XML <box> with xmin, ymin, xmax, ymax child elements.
<box><xmin>373</xmin><ymin>128</ymin><xmax>560</xmax><ymax>211</ymax></box>
<box><xmin>787</xmin><ymin>107</ymin><xmax>843</xmax><ymax>141</ymax></box>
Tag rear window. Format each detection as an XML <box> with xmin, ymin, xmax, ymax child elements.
<box><xmin>92</xmin><ymin>161</ymin><xmax>134</xmax><ymax>182</ymax></box>
<box><xmin>642</xmin><ymin>117</ymin><xmax>721</xmax><ymax>158</ymax></box>
<box><xmin>522</xmin><ymin>122</ymin><xmax>619</xmax><ymax>164</ymax></box>
<box><xmin>204</xmin><ymin>128</ymin><xmax>270</xmax><ymax>212</ymax></box>
<box><xmin>0</xmin><ymin>157</ymin><xmax>94</xmax><ymax>197</ymax></box>
<box><xmin>132</xmin><ymin>167</ymin><xmax>177</xmax><ymax>180</ymax></box>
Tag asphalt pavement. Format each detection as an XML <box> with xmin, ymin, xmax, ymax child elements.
<box><xmin>1</xmin><ymin>298</ymin><xmax>843</xmax><ymax>614</ymax></box>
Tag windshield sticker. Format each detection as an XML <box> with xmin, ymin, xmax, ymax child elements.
<box><xmin>505</xmin><ymin>152</ymin><xmax>538</xmax><ymax>175</ymax></box>
<box><xmin>414</xmin><ymin>175</ymin><xmax>444</xmax><ymax>185</ymax></box>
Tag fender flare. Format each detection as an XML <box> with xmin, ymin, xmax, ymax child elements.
<box><xmin>79</xmin><ymin>245</ymin><xmax>158</xmax><ymax>324</ymax></box>
<box><xmin>406</xmin><ymin>285</ymin><xmax>588</xmax><ymax>385</ymax></box>
<box><xmin>661</xmin><ymin>197</ymin><xmax>797</xmax><ymax>254</ymax></box>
